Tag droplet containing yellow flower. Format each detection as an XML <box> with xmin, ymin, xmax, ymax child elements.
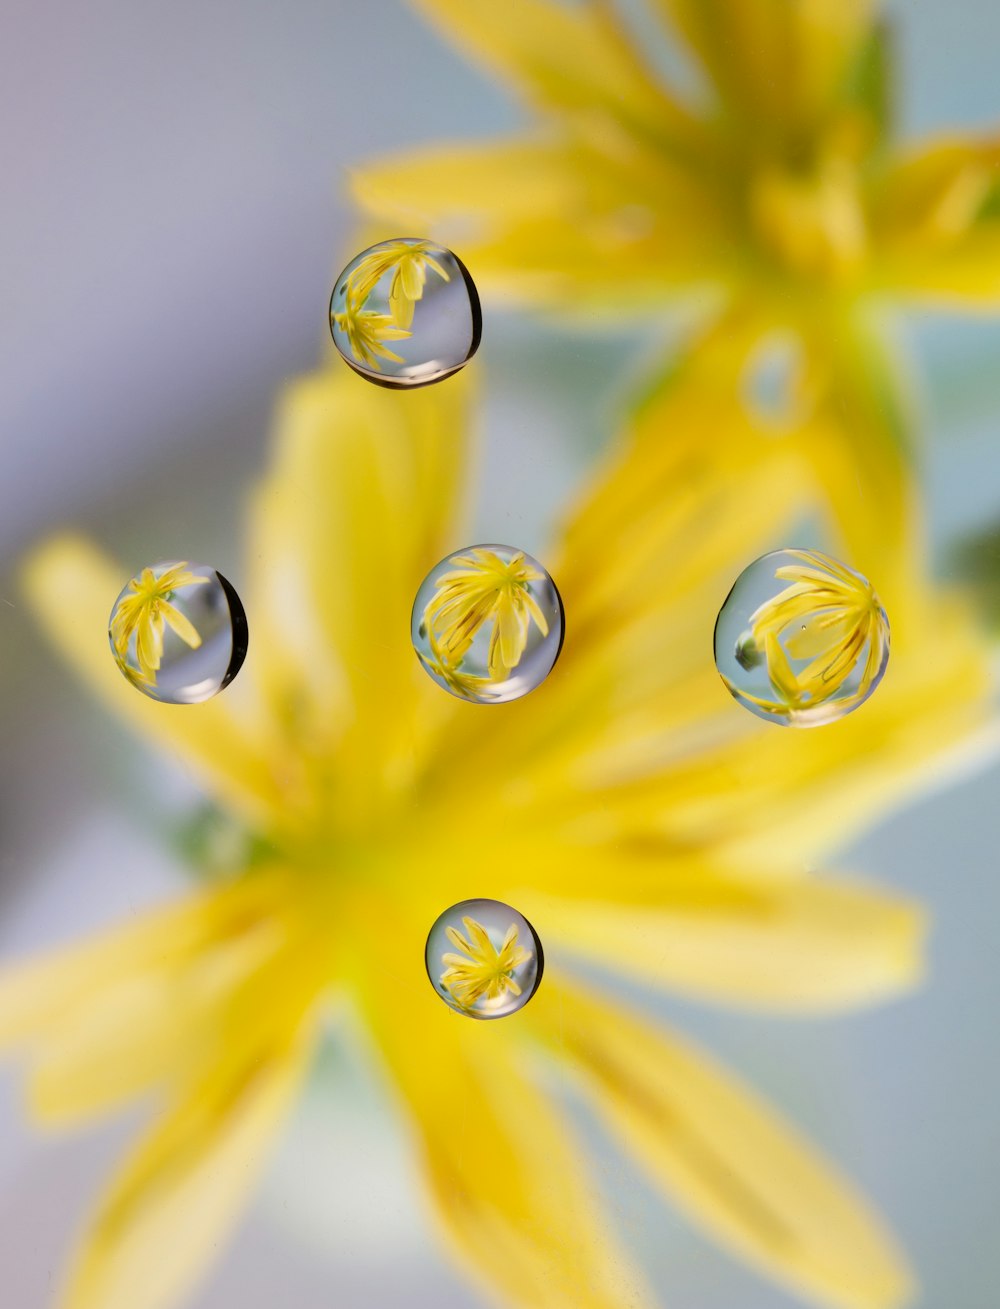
<box><xmin>329</xmin><ymin>237</ymin><xmax>480</xmax><ymax>388</ymax></box>
<box><xmin>714</xmin><ymin>548</ymin><xmax>890</xmax><ymax>727</ymax></box>
<box><xmin>427</xmin><ymin>898</ymin><xmax>543</xmax><ymax>1019</ymax></box>
<box><xmin>108</xmin><ymin>561</ymin><xmax>249</xmax><ymax>704</ymax></box>
<box><xmin>412</xmin><ymin>543</ymin><xmax>564</xmax><ymax>703</ymax></box>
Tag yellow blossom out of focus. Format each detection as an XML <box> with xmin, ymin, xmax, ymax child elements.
<box><xmin>2</xmin><ymin>367</ymin><xmax>997</xmax><ymax>1309</ymax></box>
<box><xmin>354</xmin><ymin>0</ymin><xmax>1000</xmax><ymax>483</ymax></box>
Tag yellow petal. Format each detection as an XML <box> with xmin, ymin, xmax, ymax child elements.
<box><xmin>397</xmin><ymin>257</ymin><xmax>424</xmax><ymax>303</ymax></box>
<box><xmin>783</xmin><ymin>610</ymin><xmax>858</xmax><ymax>660</ymax></box>
<box><xmin>159</xmin><ymin>600</ymin><xmax>203</xmax><ymax>651</ymax></box>
<box><xmin>25</xmin><ymin>914</ymin><xmax>287</xmax><ymax>1126</ymax></box>
<box><xmin>866</xmin><ymin>134</ymin><xmax>1000</xmax><ymax>305</ymax></box>
<box><xmin>521</xmin><ymin>869</ymin><xmax>925</xmax><ymax>1011</ymax></box>
<box><xmin>353</xmin><ymin>134</ymin><xmax>728</xmax><ymax>311</ymax></box>
<box><xmin>869</xmin><ymin>136</ymin><xmax>999</xmax><ymax>243</ymax></box>
<box><xmin>60</xmin><ymin>1034</ymin><xmax>311</xmax><ymax>1309</ymax></box>
<box><xmin>356</xmin><ymin>914</ymin><xmax>654</xmax><ymax>1309</ymax></box>
<box><xmin>531</xmin><ymin>979</ymin><xmax>915</xmax><ymax>1309</ymax></box>
<box><xmin>493</xmin><ymin>597</ymin><xmax>526</xmax><ymax>674</ymax></box>
<box><xmin>388</xmin><ymin>282</ymin><xmax>416</xmax><ymax>329</ymax></box>
<box><xmin>20</xmin><ymin>536</ymin><xmax>281</xmax><ymax>828</ymax></box>
<box><xmin>410</xmin><ymin>0</ymin><xmax>692</xmax><ymax>140</ymax></box>
<box><xmin>651</xmin><ymin>0</ymin><xmax>875</xmax><ymax>126</ymax></box>
<box><xmin>245</xmin><ymin>369</ymin><xmax>472</xmax><ymax>830</ymax></box>
<box><xmin>0</xmin><ymin>876</ymin><xmax>285</xmax><ymax>1049</ymax></box>
<box><xmin>135</xmin><ymin>608</ymin><xmax>163</xmax><ymax>677</ymax></box>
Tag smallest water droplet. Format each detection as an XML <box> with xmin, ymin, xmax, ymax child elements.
<box><xmin>714</xmin><ymin>548</ymin><xmax>889</xmax><ymax>727</ymax></box>
<box><xmin>108</xmin><ymin>561</ymin><xmax>248</xmax><ymax>704</ymax></box>
<box><xmin>426</xmin><ymin>898</ymin><xmax>544</xmax><ymax>1019</ymax></box>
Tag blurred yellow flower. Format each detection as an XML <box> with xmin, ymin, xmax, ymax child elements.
<box><xmin>424</xmin><ymin>546</ymin><xmax>549</xmax><ymax>676</ymax></box>
<box><xmin>3</xmin><ymin>369</ymin><xmax>995</xmax><ymax>1309</ymax></box>
<box><xmin>440</xmin><ymin>915</ymin><xmax>531</xmax><ymax>1007</ymax></box>
<box><xmin>732</xmin><ymin>549</ymin><xmax>890</xmax><ymax>717</ymax></box>
<box><xmin>354</xmin><ymin>0</ymin><xmax>1000</xmax><ymax>458</ymax></box>
<box><xmin>109</xmin><ymin>562</ymin><xmax>209</xmax><ymax>684</ymax></box>
<box><xmin>347</xmin><ymin>238</ymin><xmax>451</xmax><ymax>328</ymax></box>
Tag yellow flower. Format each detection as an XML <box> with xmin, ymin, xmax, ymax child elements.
<box><xmin>440</xmin><ymin>915</ymin><xmax>531</xmax><ymax>1007</ymax></box>
<box><xmin>109</xmin><ymin>562</ymin><xmax>209</xmax><ymax>684</ymax></box>
<box><xmin>423</xmin><ymin>546</ymin><xmax>549</xmax><ymax>677</ymax></box>
<box><xmin>353</xmin><ymin>0</ymin><xmax>1000</xmax><ymax>462</ymax></box>
<box><xmin>346</xmin><ymin>238</ymin><xmax>451</xmax><ymax>328</ymax></box>
<box><xmin>332</xmin><ymin>296</ymin><xmax>411</xmax><ymax>369</ymax></box>
<box><xmin>4</xmin><ymin>369</ymin><xmax>996</xmax><ymax>1309</ymax></box>
<box><xmin>730</xmin><ymin>549</ymin><xmax>890</xmax><ymax>719</ymax></box>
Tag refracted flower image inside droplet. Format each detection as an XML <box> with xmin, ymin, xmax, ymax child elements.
<box><xmin>108</xmin><ymin>561</ymin><xmax>249</xmax><ymax>704</ymax></box>
<box><xmin>426</xmin><ymin>898</ymin><xmax>543</xmax><ymax>1019</ymax></box>
<box><xmin>329</xmin><ymin>237</ymin><xmax>481</xmax><ymax>388</ymax></box>
<box><xmin>411</xmin><ymin>544</ymin><xmax>564</xmax><ymax>704</ymax></box>
<box><xmin>714</xmin><ymin>548</ymin><xmax>890</xmax><ymax>727</ymax></box>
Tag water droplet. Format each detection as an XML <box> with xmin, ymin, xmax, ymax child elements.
<box><xmin>108</xmin><ymin>561</ymin><xmax>248</xmax><ymax>703</ymax></box>
<box><xmin>329</xmin><ymin>237</ymin><xmax>481</xmax><ymax>388</ymax></box>
<box><xmin>714</xmin><ymin>548</ymin><xmax>889</xmax><ymax>727</ymax></box>
<box><xmin>426</xmin><ymin>898</ymin><xmax>543</xmax><ymax>1019</ymax></box>
<box><xmin>411</xmin><ymin>544</ymin><xmax>564</xmax><ymax>704</ymax></box>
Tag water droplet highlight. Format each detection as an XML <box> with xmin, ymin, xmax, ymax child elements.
<box><xmin>108</xmin><ymin>561</ymin><xmax>248</xmax><ymax>703</ymax></box>
<box><xmin>329</xmin><ymin>237</ymin><xmax>481</xmax><ymax>388</ymax></box>
<box><xmin>412</xmin><ymin>544</ymin><xmax>564</xmax><ymax>704</ymax></box>
<box><xmin>426</xmin><ymin>898</ymin><xmax>543</xmax><ymax>1019</ymax></box>
<box><xmin>714</xmin><ymin>548</ymin><xmax>889</xmax><ymax>727</ymax></box>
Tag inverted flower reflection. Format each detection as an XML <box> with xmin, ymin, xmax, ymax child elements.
<box><xmin>330</xmin><ymin>237</ymin><xmax>480</xmax><ymax>387</ymax></box>
<box><xmin>109</xmin><ymin>562</ymin><xmax>209</xmax><ymax>685</ymax></box>
<box><xmin>429</xmin><ymin>898</ymin><xmax>542</xmax><ymax>1018</ymax></box>
<box><xmin>424</xmin><ymin>547</ymin><xmax>549</xmax><ymax>677</ymax></box>
<box><xmin>717</xmin><ymin>549</ymin><xmax>890</xmax><ymax>726</ymax></box>
<box><xmin>345</xmin><ymin>238</ymin><xmax>451</xmax><ymax>330</ymax></box>
<box><xmin>413</xmin><ymin>544</ymin><xmax>563</xmax><ymax>703</ymax></box>
<box><xmin>5</xmin><ymin>370</ymin><xmax>995</xmax><ymax>1309</ymax></box>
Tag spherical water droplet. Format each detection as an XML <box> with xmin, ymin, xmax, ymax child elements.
<box><xmin>329</xmin><ymin>237</ymin><xmax>481</xmax><ymax>388</ymax></box>
<box><xmin>108</xmin><ymin>561</ymin><xmax>248</xmax><ymax>703</ymax></box>
<box><xmin>411</xmin><ymin>544</ymin><xmax>564</xmax><ymax>704</ymax></box>
<box><xmin>426</xmin><ymin>898</ymin><xmax>543</xmax><ymax>1019</ymax></box>
<box><xmin>714</xmin><ymin>548</ymin><xmax>889</xmax><ymax>727</ymax></box>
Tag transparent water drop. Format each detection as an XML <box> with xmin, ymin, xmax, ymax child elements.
<box><xmin>426</xmin><ymin>898</ymin><xmax>543</xmax><ymax>1019</ymax></box>
<box><xmin>329</xmin><ymin>237</ymin><xmax>481</xmax><ymax>388</ymax></box>
<box><xmin>108</xmin><ymin>561</ymin><xmax>248</xmax><ymax>704</ymax></box>
<box><xmin>714</xmin><ymin>548</ymin><xmax>889</xmax><ymax>727</ymax></box>
<box><xmin>411</xmin><ymin>543</ymin><xmax>564</xmax><ymax>704</ymax></box>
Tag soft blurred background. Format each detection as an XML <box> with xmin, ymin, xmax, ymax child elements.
<box><xmin>2</xmin><ymin>1</ymin><xmax>999</xmax><ymax>1306</ymax></box>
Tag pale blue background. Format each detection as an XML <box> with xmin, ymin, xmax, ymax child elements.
<box><xmin>1</xmin><ymin>2</ymin><xmax>999</xmax><ymax>1307</ymax></box>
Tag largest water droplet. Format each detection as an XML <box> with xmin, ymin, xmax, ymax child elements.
<box><xmin>714</xmin><ymin>548</ymin><xmax>889</xmax><ymax>727</ymax></box>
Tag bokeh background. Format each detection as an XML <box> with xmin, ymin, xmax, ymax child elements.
<box><xmin>2</xmin><ymin>1</ymin><xmax>999</xmax><ymax>1306</ymax></box>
